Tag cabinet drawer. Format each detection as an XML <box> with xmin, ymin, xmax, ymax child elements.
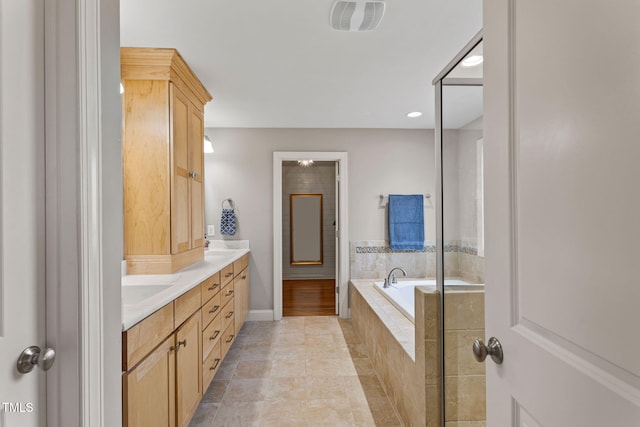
<box><xmin>174</xmin><ymin>286</ymin><xmax>201</xmax><ymax>329</ymax></box>
<box><xmin>220</xmin><ymin>264</ymin><xmax>234</xmax><ymax>287</ymax></box>
<box><xmin>202</xmin><ymin>310</ymin><xmax>222</xmax><ymax>362</ymax></box>
<box><xmin>220</xmin><ymin>282</ymin><xmax>234</xmax><ymax>309</ymax></box>
<box><xmin>200</xmin><ymin>272</ymin><xmax>221</xmax><ymax>304</ymax></box>
<box><xmin>221</xmin><ymin>322</ymin><xmax>235</xmax><ymax>359</ymax></box>
<box><xmin>221</xmin><ymin>299</ymin><xmax>235</xmax><ymax>331</ymax></box>
<box><xmin>201</xmin><ymin>292</ymin><xmax>222</xmax><ymax>330</ymax></box>
<box><xmin>123</xmin><ymin>303</ymin><xmax>174</xmax><ymax>371</ymax></box>
<box><xmin>202</xmin><ymin>339</ymin><xmax>221</xmax><ymax>392</ymax></box>
<box><xmin>233</xmin><ymin>254</ymin><xmax>249</xmax><ymax>276</ymax></box>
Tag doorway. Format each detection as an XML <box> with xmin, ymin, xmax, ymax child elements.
<box><xmin>282</xmin><ymin>161</ymin><xmax>337</xmax><ymax>316</ymax></box>
<box><xmin>272</xmin><ymin>152</ymin><xmax>349</xmax><ymax>320</ymax></box>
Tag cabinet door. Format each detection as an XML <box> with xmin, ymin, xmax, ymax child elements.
<box><xmin>189</xmin><ymin>105</ymin><xmax>204</xmax><ymax>250</ymax></box>
<box><xmin>170</xmin><ymin>84</ymin><xmax>191</xmax><ymax>255</ymax></box>
<box><xmin>234</xmin><ymin>267</ymin><xmax>249</xmax><ymax>333</ymax></box>
<box><xmin>175</xmin><ymin>311</ymin><xmax>202</xmax><ymax>427</ymax></box>
<box><xmin>123</xmin><ymin>335</ymin><xmax>176</xmax><ymax>427</ymax></box>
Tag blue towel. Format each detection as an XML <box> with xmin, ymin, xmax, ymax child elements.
<box><xmin>388</xmin><ymin>194</ymin><xmax>424</xmax><ymax>250</ymax></box>
<box><xmin>220</xmin><ymin>208</ymin><xmax>236</xmax><ymax>236</ymax></box>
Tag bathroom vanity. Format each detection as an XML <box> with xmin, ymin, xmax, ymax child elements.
<box><xmin>121</xmin><ymin>247</ymin><xmax>249</xmax><ymax>427</ymax></box>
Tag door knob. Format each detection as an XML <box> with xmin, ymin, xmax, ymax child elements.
<box><xmin>472</xmin><ymin>337</ymin><xmax>503</xmax><ymax>364</ymax></box>
<box><xmin>17</xmin><ymin>346</ymin><xmax>56</xmax><ymax>374</ymax></box>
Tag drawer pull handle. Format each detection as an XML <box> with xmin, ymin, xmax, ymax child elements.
<box><xmin>209</xmin><ymin>305</ymin><xmax>220</xmax><ymax>314</ymax></box>
<box><xmin>174</xmin><ymin>339</ymin><xmax>187</xmax><ymax>350</ymax></box>
<box><xmin>225</xmin><ymin>290</ymin><xmax>234</xmax><ymax>297</ymax></box>
<box><xmin>225</xmin><ymin>334</ymin><xmax>235</xmax><ymax>343</ymax></box>
<box><xmin>209</xmin><ymin>330</ymin><xmax>220</xmax><ymax>341</ymax></box>
<box><xmin>210</xmin><ymin>358</ymin><xmax>221</xmax><ymax>371</ymax></box>
<box><xmin>207</xmin><ymin>284</ymin><xmax>219</xmax><ymax>291</ymax></box>
<box><xmin>241</xmin><ymin>275</ymin><xmax>247</xmax><ymax>279</ymax></box>
<box><xmin>225</xmin><ymin>311</ymin><xmax>234</xmax><ymax>319</ymax></box>
<box><xmin>225</xmin><ymin>272</ymin><xmax>233</xmax><ymax>277</ymax></box>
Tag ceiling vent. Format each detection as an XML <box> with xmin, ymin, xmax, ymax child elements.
<box><xmin>330</xmin><ymin>0</ymin><xmax>385</xmax><ymax>32</ymax></box>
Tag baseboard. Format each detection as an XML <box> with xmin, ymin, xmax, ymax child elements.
<box><xmin>247</xmin><ymin>309</ymin><xmax>274</xmax><ymax>321</ymax></box>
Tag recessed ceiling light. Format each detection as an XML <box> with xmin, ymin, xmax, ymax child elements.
<box><xmin>406</xmin><ymin>112</ymin><xmax>422</xmax><ymax>118</ymax></box>
<box><xmin>461</xmin><ymin>55</ymin><xmax>483</xmax><ymax>67</ymax></box>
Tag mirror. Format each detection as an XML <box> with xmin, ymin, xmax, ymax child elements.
<box><xmin>290</xmin><ymin>193</ymin><xmax>323</xmax><ymax>265</ymax></box>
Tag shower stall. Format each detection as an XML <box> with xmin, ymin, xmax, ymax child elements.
<box><xmin>434</xmin><ymin>31</ymin><xmax>487</xmax><ymax>426</ymax></box>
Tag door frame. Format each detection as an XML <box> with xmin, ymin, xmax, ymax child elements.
<box><xmin>273</xmin><ymin>152</ymin><xmax>349</xmax><ymax>320</ymax></box>
<box><xmin>44</xmin><ymin>0</ymin><xmax>122</xmax><ymax>425</ymax></box>
<box><xmin>433</xmin><ymin>30</ymin><xmax>484</xmax><ymax>427</ymax></box>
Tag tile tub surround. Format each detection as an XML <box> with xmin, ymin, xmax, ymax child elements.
<box><xmin>350</xmin><ymin>279</ymin><xmax>442</xmax><ymax>427</ymax></box>
<box><xmin>189</xmin><ymin>317</ymin><xmax>403</xmax><ymax>427</ymax></box>
<box><xmin>443</xmin><ymin>290</ymin><xmax>486</xmax><ymax>424</ymax></box>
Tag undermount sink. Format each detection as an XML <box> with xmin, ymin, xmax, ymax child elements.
<box><xmin>122</xmin><ymin>284</ymin><xmax>172</xmax><ymax>305</ymax></box>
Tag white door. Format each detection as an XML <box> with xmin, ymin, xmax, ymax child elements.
<box><xmin>484</xmin><ymin>0</ymin><xmax>640</xmax><ymax>425</ymax></box>
<box><xmin>0</xmin><ymin>0</ymin><xmax>47</xmax><ymax>426</ymax></box>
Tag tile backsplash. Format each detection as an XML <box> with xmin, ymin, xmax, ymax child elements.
<box><xmin>350</xmin><ymin>240</ymin><xmax>484</xmax><ymax>283</ymax></box>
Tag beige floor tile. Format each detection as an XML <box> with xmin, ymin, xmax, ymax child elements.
<box><xmin>275</xmin><ymin>332</ymin><xmax>306</xmax><ymax>346</ymax></box>
<box><xmin>211</xmin><ymin>401</ymin><xmax>262</xmax><ymax>427</ymax></box>
<box><xmin>239</xmin><ymin>343</ymin><xmax>276</xmax><ymax>361</ymax></box>
<box><xmin>188</xmin><ymin>402</ymin><xmax>219</xmax><ymax>427</ymax></box>
<box><xmin>306</xmin><ymin>345</ymin><xmax>351</xmax><ymax>359</ymax></box>
<box><xmin>271</xmin><ymin>344</ymin><xmax>307</xmax><ymax>360</ymax></box>
<box><xmin>260</xmin><ymin>400</ymin><xmax>308</xmax><ymax>427</ymax></box>
<box><xmin>307</xmin><ymin>357</ymin><xmax>357</xmax><ymax>376</ymax></box>
<box><xmin>235</xmin><ymin>360</ymin><xmax>272</xmax><ymax>379</ymax></box>
<box><xmin>201</xmin><ymin>380</ymin><xmax>228</xmax><ymax>403</ymax></box>
<box><xmin>213</xmin><ymin>360</ymin><xmax>237</xmax><ymax>381</ymax></box>
<box><xmin>270</xmin><ymin>358</ymin><xmax>306</xmax><ymax>377</ymax></box>
<box><xmin>305</xmin><ymin>333</ymin><xmax>337</xmax><ymax>346</ymax></box>
<box><xmin>224</xmin><ymin>379</ymin><xmax>268</xmax><ymax>402</ymax></box>
<box><xmin>305</xmin><ymin>376</ymin><xmax>347</xmax><ymax>400</ymax></box>
<box><xmin>305</xmin><ymin>398</ymin><xmax>356</xmax><ymax>427</ymax></box>
<box><xmin>264</xmin><ymin>377</ymin><xmax>307</xmax><ymax>400</ymax></box>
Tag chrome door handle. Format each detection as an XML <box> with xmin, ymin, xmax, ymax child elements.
<box><xmin>17</xmin><ymin>346</ymin><xmax>56</xmax><ymax>374</ymax></box>
<box><xmin>473</xmin><ymin>337</ymin><xmax>503</xmax><ymax>364</ymax></box>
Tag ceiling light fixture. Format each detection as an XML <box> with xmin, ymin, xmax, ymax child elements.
<box><xmin>204</xmin><ymin>135</ymin><xmax>214</xmax><ymax>153</ymax></box>
<box><xmin>461</xmin><ymin>55</ymin><xmax>483</xmax><ymax>67</ymax></box>
<box><xmin>407</xmin><ymin>111</ymin><xmax>422</xmax><ymax>118</ymax></box>
<box><xmin>298</xmin><ymin>160</ymin><xmax>314</xmax><ymax>167</ymax></box>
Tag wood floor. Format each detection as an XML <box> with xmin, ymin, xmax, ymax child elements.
<box><xmin>283</xmin><ymin>279</ymin><xmax>336</xmax><ymax>316</ymax></box>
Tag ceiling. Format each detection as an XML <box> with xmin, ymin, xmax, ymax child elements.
<box><xmin>120</xmin><ymin>0</ymin><xmax>482</xmax><ymax>129</ymax></box>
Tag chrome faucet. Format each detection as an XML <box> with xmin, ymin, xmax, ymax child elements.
<box><xmin>384</xmin><ymin>267</ymin><xmax>407</xmax><ymax>288</ymax></box>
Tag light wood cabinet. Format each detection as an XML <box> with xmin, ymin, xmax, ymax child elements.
<box><xmin>123</xmin><ymin>255</ymin><xmax>250</xmax><ymax>427</ymax></box>
<box><xmin>123</xmin><ymin>336</ymin><xmax>175</xmax><ymax>427</ymax></box>
<box><xmin>234</xmin><ymin>260</ymin><xmax>250</xmax><ymax>333</ymax></box>
<box><xmin>175</xmin><ymin>312</ymin><xmax>202</xmax><ymax>427</ymax></box>
<box><xmin>121</xmin><ymin>48</ymin><xmax>212</xmax><ymax>275</ymax></box>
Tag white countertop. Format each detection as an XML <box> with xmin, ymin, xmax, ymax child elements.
<box><xmin>121</xmin><ymin>242</ymin><xmax>250</xmax><ymax>331</ymax></box>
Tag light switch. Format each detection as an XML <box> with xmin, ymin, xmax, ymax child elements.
<box><xmin>207</xmin><ymin>224</ymin><xmax>215</xmax><ymax>236</ymax></box>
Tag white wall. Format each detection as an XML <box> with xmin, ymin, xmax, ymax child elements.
<box><xmin>204</xmin><ymin>128</ymin><xmax>435</xmax><ymax>311</ymax></box>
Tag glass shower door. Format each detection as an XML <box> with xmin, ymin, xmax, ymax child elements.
<box><xmin>435</xmin><ymin>35</ymin><xmax>487</xmax><ymax>426</ymax></box>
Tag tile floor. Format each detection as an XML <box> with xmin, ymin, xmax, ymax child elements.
<box><xmin>189</xmin><ymin>316</ymin><xmax>403</xmax><ymax>427</ymax></box>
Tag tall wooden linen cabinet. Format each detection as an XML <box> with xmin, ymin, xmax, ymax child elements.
<box><xmin>121</xmin><ymin>48</ymin><xmax>212</xmax><ymax>274</ymax></box>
